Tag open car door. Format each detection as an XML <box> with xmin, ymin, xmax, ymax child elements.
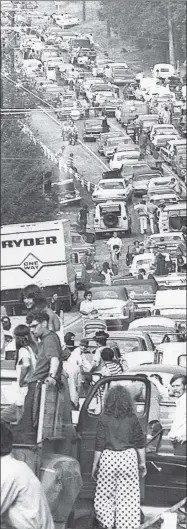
<box><xmin>76</xmin><ymin>374</ymin><xmax>151</xmax><ymax>506</ymax></box>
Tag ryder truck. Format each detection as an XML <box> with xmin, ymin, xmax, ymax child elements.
<box><xmin>1</xmin><ymin>219</ymin><xmax>78</xmax><ymax>314</ymax></box>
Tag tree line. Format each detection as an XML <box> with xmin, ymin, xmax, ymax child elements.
<box><xmin>98</xmin><ymin>0</ymin><xmax>186</xmax><ymax>63</ymax></box>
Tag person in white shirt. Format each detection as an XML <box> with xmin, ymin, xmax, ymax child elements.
<box><xmin>63</xmin><ymin>338</ymin><xmax>91</xmax><ymax>407</ymax></box>
<box><xmin>107</xmin><ymin>232</ymin><xmax>122</xmax><ymax>262</ymax></box>
<box><xmin>1</xmin><ymin>422</ymin><xmax>54</xmax><ymax>529</ymax></box>
<box><xmin>1</xmin><ymin>325</ymin><xmax>37</xmax><ymax>425</ymax></box>
<box><xmin>80</xmin><ymin>290</ymin><xmax>97</xmax><ymax>318</ymax></box>
<box><xmin>134</xmin><ymin>201</ymin><xmax>148</xmax><ymax>234</ymax></box>
<box><xmin>168</xmin><ymin>374</ymin><xmax>187</xmax><ymax>456</ymax></box>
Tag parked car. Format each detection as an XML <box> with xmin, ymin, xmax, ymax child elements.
<box><xmin>150</xmin><ymin>124</ymin><xmax>178</xmax><ymax>142</ymax></box>
<box><xmin>103</xmin><ymin>135</ymin><xmax>132</xmax><ymax>159</ymax></box>
<box><xmin>126</xmin><ymin>362</ymin><xmax>186</xmax><ymax>505</ymax></box>
<box><xmin>90</xmin><ymin>285</ymin><xmax>135</xmax><ymax>330</ymax></box>
<box><xmin>112</xmin><ymin>277</ymin><xmax>158</xmax><ymax>319</ymax></box>
<box><xmin>155</xmin><ymin>341</ymin><xmax>187</xmax><ymax>366</ymax></box>
<box><xmin>96</xmin><ymin>131</ymin><xmax>123</xmax><ymax>155</ymax></box>
<box><xmin>152</xmin><ymin>289</ymin><xmax>186</xmax><ymax>328</ymax></box>
<box><xmin>93</xmin><ymin>201</ymin><xmax>131</xmax><ymax>236</ymax></box>
<box><xmin>132</xmin><ymin>170</ymin><xmax>162</xmax><ymax>197</ymax></box>
<box><xmin>150</xmin><ymin>134</ymin><xmax>180</xmax><ymax>153</ymax></box>
<box><xmin>83</xmin><ymin>118</ymin><xmax>110</xmax><ymax>141</ymax></box>
<box><xmin>109</xmin><ymin>146</ymin><xmax>141</xmax><ymax>170</ymax></box>
<box><xmin>92</xmin><ymin>178</ymin><xmax>131</xmax><ymax>203</ymax></box>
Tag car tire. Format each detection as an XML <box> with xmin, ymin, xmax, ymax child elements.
<box><xmin>103</xmin><ymin>212</ymin><xmax>118</xmax><ymax>228</ymax></box>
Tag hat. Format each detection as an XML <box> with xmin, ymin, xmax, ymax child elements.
<box><xmin>94</xmin><ymin>331</ymin><xmax>109</xmax><ymax>340</ymax></box>
<box><xmin>80</xmin><ymin>338</ymin><xmax>89</xmax><ymax>347</ymax></box>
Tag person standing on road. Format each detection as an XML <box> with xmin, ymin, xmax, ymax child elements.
<box><xmin>12</xmin><ymin>310</ymin><xmax>62</xmax><ymax>444</ymax></box>
<box><xmin>1</xmin><ymin>422</ymin><xmax>55</xmax><ymax>529</ymax></box>
<box><xmin>1</xmin><ymin>325</ymin><xmax>37</xmax><ymax>425</ymax></box>
<box><xmin>147</xmin><ymin>199</ymin><xmax>158</xmax><ymax>234</ymax></box>
<box><xmin>21</xmin><ymin>284</ymin><xmax>60</xmax><ymax>333</ymax></box>
<box><xmin>139</xmin><ymin>130</ymin><xmax>148</xmax><ymax>157</ymax></box>
<box><xmin>92</xmin><ymin>385</ymin><xmax>146</xmax><ymax>529</ymax></box>
<box><xmin>134</xmin><ymin>201</ymin><xmax>148</xmax><ymax>235</ymax></box>
<box><xmin>168</xmin><ymin>375</ymin><xmax>187</xmax><ymax>456</ymax></box>
<box><xmin>107</xmin><ymin>232</ymin><xmax>122</xmax><ymax>265</ymax></box>
<box><xmin>91</xmin><ymin>330</ymin><xmax>110</xmax><ymax>372</ymax></box>
<box><xmin>77</xmin><ymin>205</ymin><xmax>88</xmax><ymax>233</ymax></box>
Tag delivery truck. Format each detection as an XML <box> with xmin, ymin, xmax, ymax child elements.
<box><xmin>1</xmin><ymin>219</ymin><xmax>78</xmax><ymax>314</ymax></box>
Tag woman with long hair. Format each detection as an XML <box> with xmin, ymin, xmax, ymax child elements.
<box><xmin>21</xmin><ymin>284</ymin><xmax>60</xmax><ymax>332</ymax></box>
<box><xmin>1</xmin><ymin>325</ymin><xmax>37</xmax><ymax>424</ymax></box>
<box><xmin>92</xmin><ymin>385</ymin><xmax>146</xmax><ymax>529</ymax></box>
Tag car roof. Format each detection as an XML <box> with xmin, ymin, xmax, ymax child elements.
<box><xmin>108</xmin><ymin>330</ymin><xmax>151</xmax><ymax>339</ymax></box>
<box><xmin>148</xmin><ymin>232</ymin><xmax>183</xmax><ymax>239</ymax></box>
<box><xmin>127</xmin><ymin>364</ymin><xmax>185</xmax><ymax>375</ymax></box>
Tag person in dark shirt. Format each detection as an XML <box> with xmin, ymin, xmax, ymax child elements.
<box><xmin>12</xmin><ymin>311</ymin><xmax>62</xmax><ymax>444</ymax></box>
<box><xmin>92</xmin><ymin>385</ymin><xmax>146</xmax><ymax>529</ymax></box>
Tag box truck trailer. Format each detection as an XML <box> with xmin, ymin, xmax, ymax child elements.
<box><xmin>1</xmin><ymin>219</ymin><xmax>78</xmax><ymax>315</ymax></box>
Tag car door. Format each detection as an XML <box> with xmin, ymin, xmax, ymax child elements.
<box><xmin>76</xmin><ymin>374</ymin><xmax>151</xmax><ymax>502</ymax></box>
<box><xmin>145</xmin><ymin>400</ymin><xmax>186</xmax><ymax>506</ymax></box>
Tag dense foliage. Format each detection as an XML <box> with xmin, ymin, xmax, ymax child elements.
<box><xmin>1</xmin><ymin>119</ymin><xmax>59</xmax><ymax>225</ymax></box>
<box><xmin>98</xmin><ymin>0</ymin><xmax>186</xmax><ymax>62</ymax></box>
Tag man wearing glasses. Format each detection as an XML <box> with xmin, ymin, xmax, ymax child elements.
<box><xmin>12</xmin><ymin>310</ymin><xmax>62</xmax><ymax>444</ymax></box>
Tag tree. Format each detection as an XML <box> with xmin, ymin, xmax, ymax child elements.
<box><xmin>1</xmin><ymin>119</ymin><xmax>59</xmax><ymax>225</ymax></box>
<box><xmin>98</xmin><ymin>0</ymin><xmax>186</xmax><ymax>61</ymax></box>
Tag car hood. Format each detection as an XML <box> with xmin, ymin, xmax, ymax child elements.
<box><xmin>92</xmin><ymin>299</ymin><xmax>127</xmax><ymax>310</ymax></box>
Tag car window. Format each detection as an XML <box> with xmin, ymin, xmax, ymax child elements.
<box><xmin>92</xmin><ymin>291</ymin><xmax>119</xmax><ymax>299</ymax></box>
<box><xmin>99</xmin><ymin>182</ymin><xmax>124</xmax><ymax>189</ymax></box>
<box><xmin>135</xmin><ymin>258</ymin><xmax>153</xmax><ymax>266</ymax></box>
<box><xmin>126</xmin><ymin>284</ymin><xmax>155</xmax><ymax>296</ymax></box>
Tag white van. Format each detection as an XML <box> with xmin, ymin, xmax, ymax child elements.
<box><xmin>153</xmin><ymin>64</ymin><xmax>175</xmax><ymax>79</ymax></box>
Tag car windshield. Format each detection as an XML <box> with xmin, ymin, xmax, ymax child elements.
<box><xmin>133</xmin><ymin>174</ymin><xmax>155</xmax><ymax>182</ymax></box>
<box><xmin>108</xmin><ymin>337</ymin><xmax>142</xmax><ymax>353</ymax></box>
<box><xmin>136</xmin><ymin>258</ymin><xmax>153</xmax><ymax>266</ymax></box>
<box><xmin>142</xmin><ymin>328</ymin><xmax>177</xmax><ymax>345</ymax></box>
<box><xmin>126</xmin><ymin>284</ymin><xmax>155</xmax><ymax>296</ymax></box>
<box><xmin>92</xmin><ymin>291</ymin><xmax>119</xmax><ymax>299</ymax></box>
<box><xmin>99</xmin><ymin>182</ymin><xmax>124</xmax><ymax>189</ymax></box>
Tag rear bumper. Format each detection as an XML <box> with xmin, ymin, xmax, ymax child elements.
<box><xmin>105</xmin><ymin>318</ymin><xmax>129</xmax><ymax>330</ymax></box>
<box><xmin>94</xmin><ymin>226</ymin><xmax>128</xmax><ymax>233</ymax></box>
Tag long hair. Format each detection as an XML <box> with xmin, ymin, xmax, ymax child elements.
<box><xmin>14</xmin><ymin>324</ymin><xmax>33</xmax><ymax>365</ymax></box>
<box><xmin>103</xmin><ymin>385</ymin><xmax>134</xmax><ymax>419</ymax></box>
<box><xmin>21</xmin><ymin>284</ymin><xmax>47</xmax><ymax>309</ymax></box>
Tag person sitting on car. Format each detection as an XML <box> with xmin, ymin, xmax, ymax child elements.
<box><xmin>80</xmin><ymin>291</ymin><xmax>98</xmax><ymax>319</ymax></box>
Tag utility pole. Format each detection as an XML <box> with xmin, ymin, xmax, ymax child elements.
<box><xmin>83</xmin><ymin>0</ymin><xmax>86</xmax><ymax>21</ymax></box>
<box><xmin>167</xmin><ymin>1</ymin><xmax>175</xmax><ymax>67</ymax></box>
<box><xmin>10</xmin><ymin>5</ymin><xmax>15</xmax><ymax>76</ymax></box>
